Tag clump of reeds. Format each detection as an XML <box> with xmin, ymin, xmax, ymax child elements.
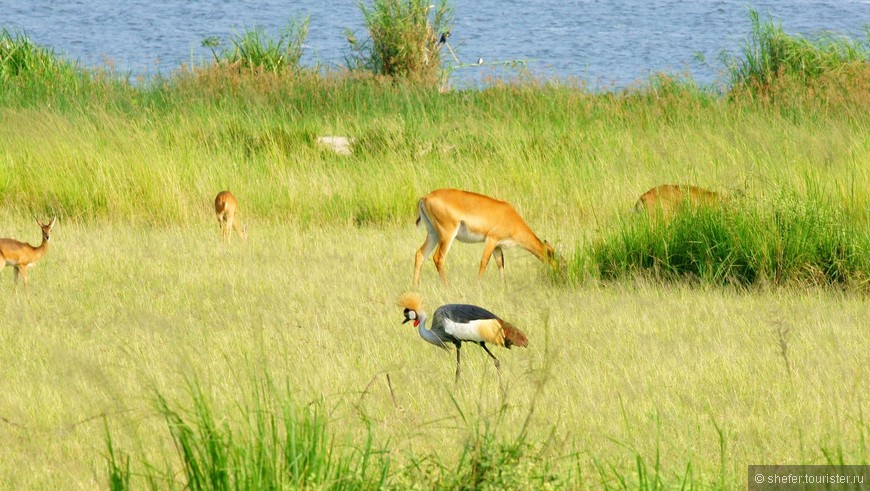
<box><xmin>0</xmin><ymin>29</ymin><xmax>73</xmax><ymax>81</ymax></box>
<box><xmin>203</xmin><ymin>17</ymin><xmax>311</xmax><ymax>74</ymax></box>
<box><xmin>346</xmin><ymin>0</ymin><xmax>452</xmax><ymax>84</ymax></box>
<box><xmin>724</xmin><ymin>9</ymin><xmax>870</xmax><ymax>95</ymax></box>
<box><xmin>105</xmin><ymin>381</ymin><xmax>390</xmax><ymax>490</ymax></box>
<box><xmin>577</xmin><ymin>194</ymin><xmax>870</xmax><ymax>289</ymax></box>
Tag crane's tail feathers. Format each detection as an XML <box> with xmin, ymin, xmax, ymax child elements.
<box><xmin>502</xmin><ymin>322</ymin><xmax>528</xmax><ymax>348</ymax></box>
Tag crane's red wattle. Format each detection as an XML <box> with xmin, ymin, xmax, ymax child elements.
<box><xmin>414</xmin><ymin>319</ymin><xmax>420</xmax><ymax>327</ymax></box>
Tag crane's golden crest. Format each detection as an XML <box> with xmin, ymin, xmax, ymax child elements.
<box><xmin>397</xmin><ymin>291</ymin><xmax>423</xmax><ymax>311</ymax></box>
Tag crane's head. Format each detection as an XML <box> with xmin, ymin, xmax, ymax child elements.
<box><xmin>398</xmin><ymin>292</ymin><xmax>423</xmax><ymax>327</ymax></box>
<box><xmin>403</xmin><ymin>308</ymin><xmax>419</xmax><ymax>327</ymax></box>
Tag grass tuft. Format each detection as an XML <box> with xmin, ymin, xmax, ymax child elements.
<box><xmin>106</xmin><ymin>380</ymin><xmax>390</xmax><ymax>490</ymax></box>
<box><xmin>203</xmin><ymin>17</ymin><xmax>311</xmax><ymax>74</ymax></box>
<box><xmin>346</xmin><ymin>0</ymin><xmax>452</xmax><ymax>84</ymax></box>
<box><xmin>724</xmin><ymin>9</ymin><xmax>870</xmax><ymax>95</ymax></box>
<box><xmin>579</xmin><ymin>195</ymin><xmax>870</xmax><ymax>289</ymax></box>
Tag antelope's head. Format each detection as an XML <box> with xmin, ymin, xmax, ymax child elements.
<box><xmin>37</xmin><ymin>217</ymin><xmax>57</xmax><ymax>242</ymax></box>
<box><xmin>543</xmin><ymin>240</ymin><xmax>560</xmax><ymax>270</ymax></box>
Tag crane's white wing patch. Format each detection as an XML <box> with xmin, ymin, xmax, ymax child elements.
<box><xmin>442</xmin><ymin>318</ymin><xmax>505</xmax><ymax>345</ymax></box>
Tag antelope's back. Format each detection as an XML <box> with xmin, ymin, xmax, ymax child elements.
<box><xmin>214</xmin><ymin>191</ymin><xmax>237</xmax><ymax>215</ymax></box>
<box><xmin>422</xmin><ymin>188</ymin><xmax>525</xmax><ymax>229</ymax></box>
<box><xmin>636</xmin><ymin>184</ymin><xmax>720</xmax><ymax>215</ymax></box>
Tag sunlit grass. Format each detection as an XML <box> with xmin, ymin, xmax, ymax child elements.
<box><xmin>0</xmin><ymin>221</ymin><xmax>868</xmax><ymax>488</ymax></box>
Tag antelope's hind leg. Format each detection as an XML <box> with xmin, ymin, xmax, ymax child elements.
<box><xmin>414</xmin><ymin>232</ymin><xmax>439</xmax><ymax>286</ymax></box>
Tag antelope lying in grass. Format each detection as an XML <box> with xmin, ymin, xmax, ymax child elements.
<box><xmin>214</xmin><ymin>191</ymin><xmax>247</xmax><ymax>242</ymax></box>
<box><xmin>413</xmin><ymin>188</ymin><xmax>557</xmax><ymax>286</ymax></box>
<box><xmin>0</xmin><ymin>217</ymin><xmax>57</xmax><ymax>290</ymax></box>
<box><xmin>634</xmin><ymin>184</ymin><xmax>722</xmax><ymax>220</ymax></box>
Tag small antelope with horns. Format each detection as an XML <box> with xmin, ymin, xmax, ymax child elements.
<box><xmin>633</xmin><ymin>184</ymin><xmax>722</xmax><ymax>220</ymax></box>
<box><xmin>399</xmin><ymin>292</ymin><xmax>528</xmax><ymax>385</ymax></box>
<box><xmin>0</xmin><ymin>217</ymin><xmax>57</xmax><ymax>290</ymax></box>
<box><xmin>214</xmin><ymin>191</ymin><xmax>247</xmax><ymax>242</ymax></box>
<box><xmin>413</xmin><ymin>188</ymin><xmax>557</xmax><ymax>286</ymax></box>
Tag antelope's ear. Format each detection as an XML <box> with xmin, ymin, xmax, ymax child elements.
<box><xmin>48</xmin><ymin>217</ymin><xmax>57</xmax><ymax>228</ymax></box>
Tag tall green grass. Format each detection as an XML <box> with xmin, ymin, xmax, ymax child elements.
<box><xmin>576</xmin><ymin>195</ymin><xmax>870</xmax><ymax>289</ymax></box>
<box><xmin>724</xmin><ymin>9</ymin><xmax>870</xmax><ymax>94</ymax></box>
<box><xmin>0</xmin><ymin>29</ymin><xmax>79</xmax><ymax>81</ymax></box>
<box><xmin>346</xmin><ymin>0</ymin><xmax>453</xmax><ymax>83</ymax></box>
<box><xmin>106</xmin><ymin>381</ymin><xmax>390</xmax><ymax>490</ymax></box>
<box><xmin>202</xmin><ymin>17</ymin><xmax>311</xmax><ymax>74</ymax></box>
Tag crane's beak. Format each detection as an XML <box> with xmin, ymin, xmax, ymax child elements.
<box><xmin>402</xmin><ymin>318</ymin><xmax>411</xmax><ymax>324</ymax></box>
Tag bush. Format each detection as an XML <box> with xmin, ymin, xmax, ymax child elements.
<box><xmin>346</xmin><ymin>0</ymin><xmax>453</xmax><ymax>84</ymax></box>
<box><xmin>204</xmin><ymin>17</ymin><xmax>310</xmax><ymax>74</ymax></box>
<box><xmin>577</xmin><ymin>196</ymin><xmax>870</xmax><ymax>289</ymax></box>
<box><xmin>724</xmin><ymin>9</ymin><xmax>870</xmax><ymax>94</ymax></box>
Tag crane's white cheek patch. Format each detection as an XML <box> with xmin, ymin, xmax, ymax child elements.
<box><xmin>443</xmin><ymin>318</ymin><xmax>503</xmax><ymax>344</ymax></box>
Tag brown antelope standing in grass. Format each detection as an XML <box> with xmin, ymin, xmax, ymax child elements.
<box><xmin>214</xmin><ymin>191</ymin><xmax>247</xmax><ymax>242</ymax></box>
<box><xmin>633</xmin><ymin>184</ymin><xmax>722</xmax><ymax>220</ymax></box>
<box><xmin>413</xmin><ymin>188</ymin><xmax>557</xmax><ymax>286</ymax></box>
<box><xmin>0</xmin><ymin>217</ymin><xmax>56</xmax><ymax>290</ymax></box>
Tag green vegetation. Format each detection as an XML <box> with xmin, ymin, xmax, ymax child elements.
<box><xmin>202</xmin><ymin>17</ymin><xmax>311</xmax><ymax>74</ymax></box>
<box><xmin>111</xmin><ymin>382</ymin><xmax>390</xmax><ymax>490</ymax></box>
<box><xmin>1</xmin><ymin>8</ymin><xmax>869</xmax><ymax>490</ymax></box>
<box><xmin>578</xmin><ymin>194</ymin><xmax>870</xmax><ymax>289</ymax></box>
<box><xmin>724</xmin><ymin>9</ymin><xmax>870</xmax><ymax>94</ymax></box>
<box><xmin>347</xmin><ymin>0</ymin><xmax>452</xmax><ymax>83</ymax></box>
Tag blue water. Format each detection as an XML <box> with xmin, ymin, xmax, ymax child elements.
<box><xmin>1</xmin><ymin>0</ymin><xmax>868</xmax><ymax>87</ymax></box>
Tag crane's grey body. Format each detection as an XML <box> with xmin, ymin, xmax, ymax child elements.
<box><xmin>416</xmin><ymin>303</ymin><xmax>501</xmax><ymax>349</ymax></box>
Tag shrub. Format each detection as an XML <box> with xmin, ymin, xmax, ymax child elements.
<box><xmin>723</xmin><ymin>9</ymin><xmax>870</xmax><ymax>94</ymax></box>
<box><xmin>580</xmin><ymin>196</ymin><xmax>870</xmax><ymax>289</ymax></box>
<box><xmin>346</xmin><ymin>0</ymin><xmax>453</xmax><ymax>84</ymax></box>
<box><xmin>204</xmin><ymin>17</ymin><xmax>310</xmax><ymax>74</ymax></box>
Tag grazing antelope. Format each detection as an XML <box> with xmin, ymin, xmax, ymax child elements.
<box><xmin>0</xmin><ymin>217</ymin><xmax>57</xmax><ymax>290</ymax></box>
<box><xmin>633</xmin><ymin>184</ymin><xmax>722</xmax><ymax>220</ymax></box>
<box><xmin>214</xmin><ymin>191</ymin><xmax>247</xmax><ymax>242</ymax></box>
<box><xmin>413</xmin><ymin>188</ymin><xmax>557</xmax><ymax>286</ymax></box>
<box><xmin>399</xmin><ymin>292</ymin><xmax>527</xmax><ymax>385</ymax></box>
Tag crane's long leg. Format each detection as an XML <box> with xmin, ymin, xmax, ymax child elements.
<box><xmin>480</xmin><ymin>343</ymin><xmax>504</xmax><ymax>395</ymax></box>
<box><xmin>454</xmin><ymin>345</ymin><xmax>462</xmax><ymax>385</ymax></box>
<box><xmin>480</xmin><ymin>343</ymin><xmax>501</xmax><ymax>370</ymax></box>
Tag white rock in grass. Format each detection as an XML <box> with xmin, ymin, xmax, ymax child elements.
<box><xmin>317</xmin><ymin>136</ymin><xmax>354</xmax><ymax>156</ymax></box>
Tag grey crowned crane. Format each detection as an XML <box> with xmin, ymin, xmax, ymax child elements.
<box><xmin>398</xmin><ymin>292</ymin><xmax>528</xmax><ymax>384</ymax></box>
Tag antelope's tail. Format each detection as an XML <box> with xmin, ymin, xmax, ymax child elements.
<box><xmin>631</xmin><ymin>198</ymin><xmax>645</xmax><ymax>214</ymax></box>
<box><xmin>502</xmin><ymin>322</ymin><xmax>528</xmax><ymax>348</ymax></box>
<box><xmin>415</xmin><ymin>198</ymin><xmax>425</xmax><ymax>229</ymax></box>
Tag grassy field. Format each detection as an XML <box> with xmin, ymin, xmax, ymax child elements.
<box><xmin>0</xmin><ymin>220</ymin><xmax>868</xmax><ymax>489</ymax></box>
<box><xmin>2</xmin><ymin>15</ymin><xmax>870</xmax><ymax>489</ymax></box>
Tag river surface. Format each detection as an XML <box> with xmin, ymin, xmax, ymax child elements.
<box><xmin>2</xmin><ymin>0</ymin><xmax>868</xmax><ymax>87</ymax></box>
